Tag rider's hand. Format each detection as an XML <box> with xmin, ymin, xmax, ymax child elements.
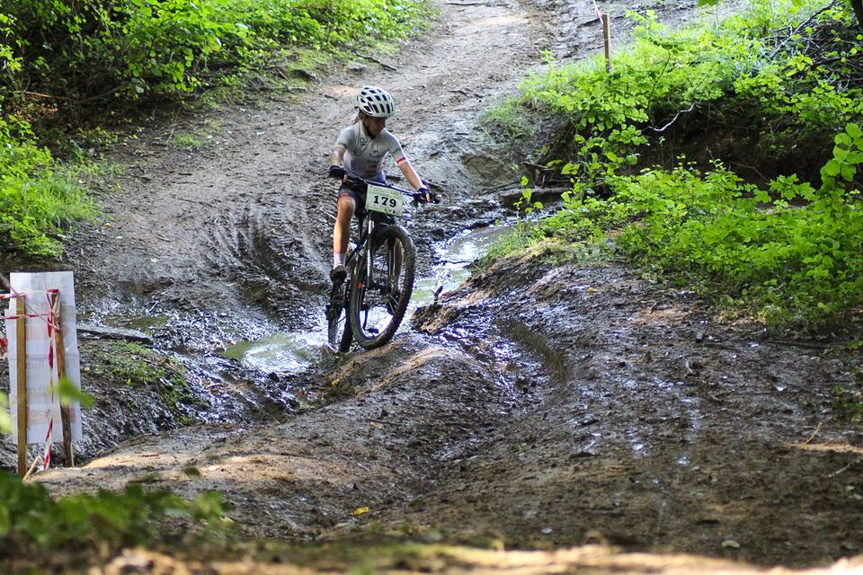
<box><xmin>329</xmin><ymin>165</ymin><xmax>346</xmax><ymax>179</ymax></box>
<box><xmin>418</xmin><ymin>186</ymin><xmax>433</xmax><ymax>203</ymax></box>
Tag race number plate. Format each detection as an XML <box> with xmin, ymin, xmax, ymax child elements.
<box><xmin>366</xmin><ymin>184</ymin><xmax>403</xmax><ymax>216</ymax></box>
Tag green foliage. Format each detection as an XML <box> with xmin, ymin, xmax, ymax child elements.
<box><xmin>509</xmin><ymin>158</ymin><xmax>861</xmax><ymax>328</ymax></box>
<box><xmin>56</xmin><ymin>377</ymin><xmax>95</xmax><ymax>409</ymax></box>
<box><xmin>0</xmin><ymin>472</ymin><xmax>231</xmax><ymax>559</ymax></box>
<box><xmin>480</xmin><ymin>181</ymin><xmax>547</xmax><ymax>266</ymax></box>
<box><xmin>488</xmin><ymin>0</ymin><xmax>863</xmax><ymax>180</ymax></box>
<box><xmin>821</xmin><ymin>122</ymin><xmax>863</xmax><ymax>191</ymax></box>
<box><xmin>1</xmin><ymin>0</ymin><xmax>431</xmax><ymax>108</ymax></box>
<box><xmin>611</xmin><ymin>164</ymin><xmax>861</xmax><ymax>327</ymax></box>
<box><xmin>0</xmin><ymin>0</ymin><xmax>431</xmax><ymax>258</ymax></box>
<box><xmin>528</xmin><ymin>155</ymin><xmax>860</xmax><ymax>328</ymax></box>
<box><xmin>0</xmin><ymin>14</ymin><xmax>22</xmax><ymax>80</ymax></box>
<box><xmin>118</xmin><ymin>0</ymin><xmax>247</xmax><ymax>97</ymax></box>
<box><xmin>215</xmin><ymin>0</ymin><xmax>429</xmax><ymax>48</ymax></box>
<box><xmin>485</xmin><ymin>0</ymin><xmax>863</xmax><ymax>330</ymax></box>
<box><xmin>87</xmin><ymin>341</ymin><xmax>205</xmax><ymax>423</ymax></box>
<box><xmin>0</xmin><ymin>393</ymin><xmax>10</xmax><ymax>434</ymax></box>
<box><xmin>0</xmin><ymin>114</ymin><xmax>94</xmax><ymax>257</ymax></box>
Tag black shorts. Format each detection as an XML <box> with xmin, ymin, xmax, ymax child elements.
<box><xmin>338</xmin><ymin>173</ymin><xmax>387</xmax><ymax>214</ymax></box>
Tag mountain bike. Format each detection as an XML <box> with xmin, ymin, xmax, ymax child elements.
<box><xmin>326</xmin><ymin>176</ymin><xmax>437</xmax><ymax>352</ymax></box>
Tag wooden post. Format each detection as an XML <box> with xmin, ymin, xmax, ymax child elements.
<box><xmin>51</xmin><ymin>291</ymin><xmax>74</xmax><ymax>467</ymax></box>
<box><xmin>602</xmin><ymin>13</ymin><xmax>613</xmax><ymax>74</ymax></box>
<box><xmin>16</xmin><ymin>296</ymin><xmax>27</xmax><ymax>477</ymax></box>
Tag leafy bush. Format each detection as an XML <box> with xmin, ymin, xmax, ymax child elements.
<box><xmin>0</xmin><ymin>0</ymin><xmax>430</xmax><ymax>257</ymax></box>
<box><xmin>213</xmin><ymin>0</ymin><xmax>429</xmax><ymax>47</ymax></box>
<box><xmin>488</xmin><ymin>0</ymin><xmax>863</xmax><ymax>184</ymax></box>
<box><xmin>486</xmin><ymin>0</ymin><xmax>863</xmax><ymax>330</ymax></box>
<box><xmin>610</xmin><ymin>165</ymin><xmax>862</xmax><ymax>328</ymax></box>
<box><xmin>0</xmin><ymin>114</ymin><xmax>93</xmax><ymax>257</ymax></box>
<box><xmin>505</xmin><ymin>146</ymin><xmax>862</xmax><ymax>329</ymax></box>
<box><xmin>1</xmin><ymin>0</ymin><xmax>431</xmax><ymax>108</ymax></box>
<box><xmin>0</xmin><ymin>472</ymin><xmax>229</xmax><ymax>560</ymax></box>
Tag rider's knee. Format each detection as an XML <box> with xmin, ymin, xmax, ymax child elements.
<box><xmin>337</xmin><ymin>196</ymin><xmax>356</xmax><ymax>219</ymax></box>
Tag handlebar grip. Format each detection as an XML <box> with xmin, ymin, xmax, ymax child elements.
<box><xmin>417</xmin><ymin>192</ymin><xmax>441</xmax><ymax>204</ymax></box>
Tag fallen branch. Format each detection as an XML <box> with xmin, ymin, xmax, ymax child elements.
<box><xmin>523</xmin><ymin>161</ymin><xmax>555</xmax><ymax>172</ymax></box>
<box><xmin>768</xmin><ymin>2</ymin><xmax>837</xmax><ymax>60</ymax></box>
<box><xmin>22</xmin><ymin>456</ymin><xmax>41</xmax><ymax>482</ymax></box>
<box><xmin>802</xmin><ymin>422</ymin><xmax>822</xmax><ymax>445</ymax></box>
<box><xmin>77</xmin><ymin>324</ymin><xmax>153</xmax><ymax>344</ymax></box>
<box><xmin>499</xmin><ymin>186</ymin><xmax>571</xmax><ymax>208</ymax></box>
<box><xmin>355</xmin><ymin>53</ymin><xmax>397</xmax><ymax>71</ymax></box>
<box><xmin>766</xmin><ymin>338</ymin><xmax>832</xmax><ymax>350</ymax></box>
<box><xmin>651</xmin><ymin>102</ymin><xmax>697</xmax><ymax>133</ymax></box>
<box><xmin>17</xmin><ymin>85</ymin><xmax>125</xmax><ymax>104</ymax></box>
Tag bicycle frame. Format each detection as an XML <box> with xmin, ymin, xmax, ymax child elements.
<box><xmin>343</xmin><ymin>177</ymin><xmax>419</xmax><ymax>291</ymax></box>
<box><xmin>347</xmin><ymin>210</ymin><xmax>394</xmax><ymax>326</ymax></box>
<box><xmin>328</xmin><ymin>175</ymin><xmax>435</xmax><ymax>351</ymax></box>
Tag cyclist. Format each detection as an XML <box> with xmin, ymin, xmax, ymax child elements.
<box><xmin>327</xmin><ymin>85</ymin><xmax>432</xmax><ymax>284</ymax></box>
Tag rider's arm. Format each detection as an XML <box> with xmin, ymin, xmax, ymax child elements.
<box><xmin>330</xmin><ymin>144</ymin><xmax>346</xmax><ymax>168</ymax></box>
<box><xmin>397</xmin><ymin>160</ymin><xmax>424</xmax><ymax>191</ymax></box>
<box><xmin>385</xmin><ymin>131</ymin><xmax>428</xmax><ymax>195</ymax></box>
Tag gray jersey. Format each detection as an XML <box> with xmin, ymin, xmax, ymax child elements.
<box><xmin>335</xmin><ymin>123</ymin><xmax>407</xmax><ymax>179</ymax></box>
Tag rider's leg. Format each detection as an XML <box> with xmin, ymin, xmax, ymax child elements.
<box><xmin>332</xmin><ymin>194</ymin><xmax>356</xmax><ymax>281</ymax></box>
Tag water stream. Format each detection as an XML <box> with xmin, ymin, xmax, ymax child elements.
<box><xmin>223</xmin><ymin>224</ymin><xmax>512</xmax><ymax>373</ymax></box>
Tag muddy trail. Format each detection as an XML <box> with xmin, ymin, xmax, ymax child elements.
<box><xmin>3</xmin><ymin>0</ymin><xmax>863</xmax><ymax>572</ymax></box>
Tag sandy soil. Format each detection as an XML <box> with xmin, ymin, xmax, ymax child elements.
<box><xmin>9</xmin><ymin>0</ymin><xmax>863</xmax><ymax>572</ymax></box>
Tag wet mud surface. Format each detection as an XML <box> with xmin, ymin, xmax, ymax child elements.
<box><xmin>5</xmin><ymin>0</ymin><xmax>863</xmax><ymax>572</ymax></box>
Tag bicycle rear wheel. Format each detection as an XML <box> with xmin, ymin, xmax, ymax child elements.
<box><xmin>349</xmin><ymin>224</ymin><xmax>415</xmax><ymax>350</ymax></box>
<box><xmin>326</xmin><ymin>281</ymin><xmax>353</xmax><ymax>352</ymax></box>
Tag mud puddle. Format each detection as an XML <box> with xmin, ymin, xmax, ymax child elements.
<box><xmin>222</xmin><ymin>223</ymin><xmax>514</xmax><ymax>373</ymax></box>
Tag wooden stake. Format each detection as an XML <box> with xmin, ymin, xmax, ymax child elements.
<box><xmin>16</xmin><ymin>296</ymin><xmax>27</xmax><ymax>477</ymax></box>
<box><xmin>602</xmin><ymin>13</ymin><xmax>613</xmax><ymax>74</ymax></box>
<box><xmin>51</xmin><ymin>291</ymin><xmax>74</xmax><ymax>467</ymax></box>
<box><xmin>22</xmin><ymin>455</ymin><xmax>41</xmax><ymax>482</ymax></box>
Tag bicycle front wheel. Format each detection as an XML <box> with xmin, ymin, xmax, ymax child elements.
<box><xmin>349</xmin><ymin>224</ymin><xmax>415</xmax><ymax>350</ymax></box>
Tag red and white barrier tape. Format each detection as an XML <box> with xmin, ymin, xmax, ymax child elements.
<box><xmin>1</xmin><ymin>290</ymin><xmax>58</xmax><ymax>325</ymax></box>
<box><xmin>0</xmin><ymin>290</ymin><xmax>49</xmax><ymax>300</ymax></box>
<box><xmin>3</xmin><ymin>288</ymin><xmax>67</xmax><ymax>472</ymax></box>
<box><xmin>40</xmin><ymin>290</ymin><xmax>60</xmax><ymax>471</ymax></box>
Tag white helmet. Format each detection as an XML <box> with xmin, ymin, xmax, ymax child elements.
<box><xmin>356</xmin><ymin>86</ymin><xmax>395</xmax><ymax>118</ymax></box>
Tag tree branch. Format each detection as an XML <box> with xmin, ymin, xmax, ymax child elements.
<box><xmin>651</xmin><ymin>102</ymin><xmax>697</xmax><ymax>133</ymax></box>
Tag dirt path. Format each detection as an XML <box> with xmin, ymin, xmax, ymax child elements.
<box><xmin>37</xmin><ymin>0</ymin><xmax>550</xmax><ymax>544</ymax></box>
<box><xmin>66</xmin><ymin>0</ymin><xmax>546</xmax><ymax>330</ymax></box>
<box><xmin>25</xmin><ymin>0</ymin><xmax>863</xmax><ymax>572</ymax></box>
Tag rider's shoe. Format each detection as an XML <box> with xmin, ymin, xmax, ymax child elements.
<box><xmin>330</xmin><ymin>265</ymin><xmax>347</xmax><ymax>284</ymax></box>
<box><xmin>386</xmin><ymin>287</ymin><xmax>401</xmax><ymax>315</ymax></box>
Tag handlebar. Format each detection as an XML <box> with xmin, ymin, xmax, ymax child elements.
<box><xmin>344</xmin><ymin>174</ymin><xmax>441</xmax><ymax>205</ymax></box>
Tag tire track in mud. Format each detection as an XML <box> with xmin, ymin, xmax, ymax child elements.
<box><xmin>406</xmin><ymin>254</ymin><xmax>863</xmax><ymax>568</ymax></box>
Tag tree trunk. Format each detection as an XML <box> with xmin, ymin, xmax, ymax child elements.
<box><xmin>851</xmin><ymin>0</ymin><xmax>863</xmax><ymax>33</ymax></box>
